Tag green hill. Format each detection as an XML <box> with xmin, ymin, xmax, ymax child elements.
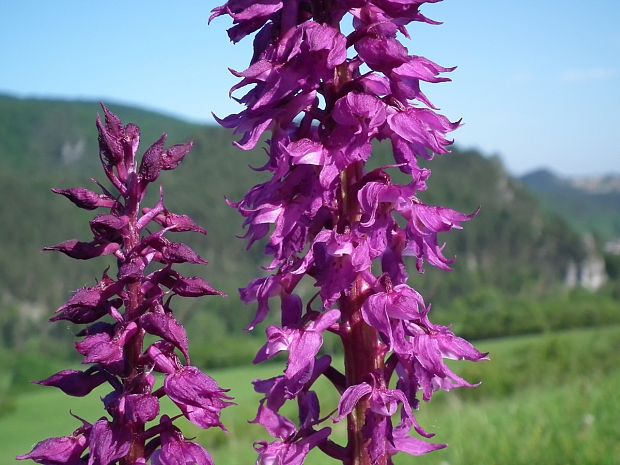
<box><xmin>415</xmin><ymin>153</ymin><xmax>588</xmax><ymax>302</ymax></box>
<box><xmin>0</xmin><ymin>94</ymin><xmax>601</xmax><ymax>354</ymax></box>
<box><xmin>520</xmin><ymin>169</ymin><xmax>620</xmax><ymax>241</ymax></box>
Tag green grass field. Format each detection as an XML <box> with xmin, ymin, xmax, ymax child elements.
<box><xmin>2</xmin><ymin>326</ymin><xmax>619</xmax><ymax>465</ymax></box>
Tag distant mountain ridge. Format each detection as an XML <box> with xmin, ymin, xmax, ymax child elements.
<box><xmin>520</xmin><ymin>169</ymin><xmax>620</xmax><ymax>240</ymax></box>
<box><xmin>570</xmin><ymin>174</ymin><xmax>620</xmax><ymax>195</ymax></box>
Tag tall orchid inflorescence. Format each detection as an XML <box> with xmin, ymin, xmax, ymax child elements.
<box><xmin>18</xmin><ymin>106</ymin><xmax>231</xmax><ymax>465</ymax></box>
<box><xmin>213</xmin><ymin>1</ymin><xmax>488</xmax><ymax>464</ymax></box>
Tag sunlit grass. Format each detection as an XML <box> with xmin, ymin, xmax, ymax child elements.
<box><xmin>2</xmin><ymin>326</ymin><xmax>619</xmax><ymax>465</ymax></box>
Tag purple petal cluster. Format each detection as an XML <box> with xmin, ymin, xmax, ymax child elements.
<box><xmin>214</xmin><ymin>1</ymin><xmax>487</xmax><ymax>464</ymax></box>
<box><xmin>18</xmin><ymin>106</ymin><xmax>231</xmax><ymax>465</ymax></box>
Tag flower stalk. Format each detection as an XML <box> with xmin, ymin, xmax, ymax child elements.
<box><xmin>213</xmin><ymin>1</ymin><xmax>489</xmax><ymax>464</ymax></box>
<box><xmin>18</xmin><ymin>105</ymin><xmax>231</xmax><ymax>465</ymax></box>
<box><xmin>342</xmin><ymin>282</ymin><xmax>385</xmax><ymax>465</ymax></box>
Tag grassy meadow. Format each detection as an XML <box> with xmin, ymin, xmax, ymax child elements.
<box><xmin>1</xmin><ymin>326</ymin><xmax>619</xmax><ymax>465</ymax></box>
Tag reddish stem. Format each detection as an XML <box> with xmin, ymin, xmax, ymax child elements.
<box><xmin>121</xmin><ymin>176</ymin><xmax>146</xmax><ymax>465</ymax></box>
<box><xmin>310</xmin><ymin>5</ymin><xmax>387</xmax><ymax>462</ymax></box>
<box><xmin>339</xmin><ymin>162</ymin><xmax>387</xmax><ymax>465</ymax></box>
<box><xmin>341</xmin><ymin>277</ymin><xmax>386</xmax><ymax>465</ymax></box>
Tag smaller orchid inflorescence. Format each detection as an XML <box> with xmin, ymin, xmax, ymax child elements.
<box><xmin>213</xmin><ymin>1</ymin><xmax>488</xmax><ymax>465</ymax></box>
<box><xmin>18</xmin><ymin>106</ymin><xmax>231</xmax><ymax>465</ymax></box>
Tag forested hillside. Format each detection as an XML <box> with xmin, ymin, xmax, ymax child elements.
<box><xmin>520</xmin><ymin>169</ymin><xmax>620</xmax><ymax>241</ymax></box>
<box><xmin>0</xmin><ymin>95</ymin><xmax>610</xmax><ymax>360</ymax></box>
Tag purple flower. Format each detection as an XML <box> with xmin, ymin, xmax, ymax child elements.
<box><xmin>336</xmin><ymin>379</ymin><xmax>430</xmax><ymax>436</ymax></box>
<box><xmin>20</xmin><ymin>106</ymin><xmax>229</xmax><ymax>465</ymax></box>
<box><xmin>51</xmin><ymin>188</ymin><xmax>115</xmax><ymax>211</ymax></box>
<box><xmin>87</xmin><ymin>420</ymin><xmax>131</xmax><ymax>465</ymax></box>
<box><xmin>36</xmin><ymin>370</ymin><xmax>107</xmax><ymax>397</ymax></box>
<box><xmin>141</xmin><ymin>312</ymin><xmax>190</xmax><ymax>362</ymax></box>
<box><xmin>76</xmin><ymin>322</ymin><xmax>138</xmax><ymax>368</ymax></box>
<box><xmin>43</xmin><ymin>239</ymin><xmax>120</xmax><ymax>261</ymax></box>
<box><xmin>215</xmin><ymin>0</ymin><xmax>486</xmax><ymax>464</ymax></box>
<box><xmin>254</xmin><ymin>428</ymin><xmax>332</xmax><ymax>465</ymax></box>
<box><xmin>254</xmin><ymin>310</ymin><xmax>340</xmax><ymax>395</ymax></box>
<box><xmin>164</xmin><ymin>366</ymin><xmax>233</xmax><ymax>429</ymax></box>
<box><xmin>151</xmin><ymin>416</ymin><xmax>215</xmax><ymax>465</ymax></box>
<box><xmin>17</xmin><ymin>433</ymin><xmax>88</xmax><ymax>465</ymax></box>
<box><xmin>360</xmin><ymin>284</ymin><xmax>425</xmax><ymax>350</ymax></box>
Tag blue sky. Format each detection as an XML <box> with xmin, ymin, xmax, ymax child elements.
<box><xmin>1</xmin><ymin>0</ymin><xmax>618</xmax><ymax>176</ymax></box>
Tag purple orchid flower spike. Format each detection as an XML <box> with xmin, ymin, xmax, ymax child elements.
<box><xmin>19</xmin><ymin>105</ymin><xmax>230</xmax><ymax>465</ymax></box>
<box><xmin>214</xmin><ymin>1</ymin><xmax>487</xmax><ymax>464</ymax></box>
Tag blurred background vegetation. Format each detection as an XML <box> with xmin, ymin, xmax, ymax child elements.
<box><xmin>0</xmin><ymin>95</ymin><xmax>618</xmax><ymax>464</ymax></box>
